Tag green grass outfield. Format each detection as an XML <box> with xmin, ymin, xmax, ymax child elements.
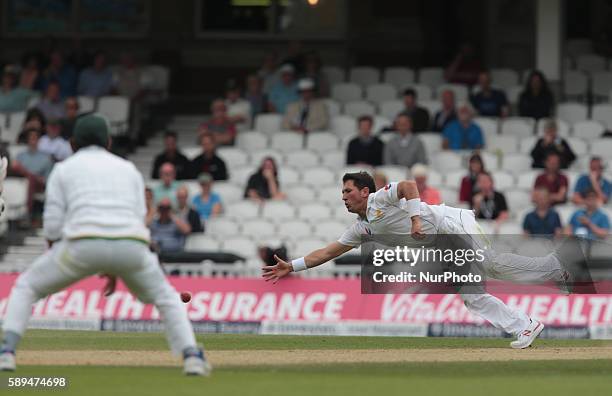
<box><xmin>0</xmin><ymin>330</ymin><xmax>610</xmax><ymax>396</ymax></box>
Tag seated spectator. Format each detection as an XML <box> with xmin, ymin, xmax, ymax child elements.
<box><xmin>37</xmin><ymin>119</ymin><xmax>72</xmax><ymax>162</ymax></box>
<box><xmin>282</xmin><ymin>78</ymin><xmax>329</xmax><ymax>133</ymax></box>
<box><xmin>0</xmin><ymin>65</ymin><xmax>31</xmax><ymax>113</ymax></box>
<box><xmin>267</xmin><ymin>64</ymin><xmax>299</xmax><ymax>114</ymax></box>
<box><xmin>36</xmin><ymin>80</ymin><xmax>65</xmax><ymax>120</ymax></box>
<box><xmin>245</xmin><ymin>157</ymin><xmax>287</xmax><ymax>202</ymax></box>
<box><xmin>519</xmin><ymin>70</ymin><xmax>554</xmax><ymax>120</ymax></box>
<box><xmin>534</xmin><ymin>153</ymin><xmax>568</xmax><ymax>205</ymax></box>
<box><xmin>176</xmin><ymin>185</ymin><xmax>203</xmax><ymax>233</ymax></box>
<box><xmin>198</xmin><ymin>99</ymin><xmax>237</xmax><ymax>146</ymax></box>
<box><xmin>225</xmin><ymin>80</ymin><xmax>252</xmax><ymax>130</ymax></box>
<box><xmin>11</xmin><ymin>129</ymin><xmax>53</xmax><ymax>218</ymax></box>
<box><xmin>460</xmin><ymin>153</ymin><xmax>486</xmax><ymax>204</ymax></box>
<box><xmin>114</xmin><ymin>53</ymin><xmax>143</xmax><ymax>100</ymax></box>
<box><xmin>470</xmin><ymin>71</ymin><xmax>509</xmax><ymax>117</ymax></box>
<box><xmin>77</xmin><ymin>51</ymin><xmax>113</xmax><ymax>97</ymax></box>
<box><xmin>59</xmin><ymin>97</ymin><xmax>79</xmax><ymax>139</ymax></box>
<box><xmin>303</xmin><ymin>51</ymin><xmax>329</xmax><ymax>97</ymax></box>
<box><xmin>566</xmin><ymin>188</ymin><xmax>610</xmax><ymax>240</ymax></box>
<box><xmin>152</xmin><ymin>131</ymin><xmax>190</xmax><ymax>180</ymax></box>
<box><xmin>472</xmin><ymin>172</ymin><xmax>509</xmax><ymax>222</ymax></box>
<box><xmin>17</xmin><ymin>108</ymin><xmax>46</xmax><ymax>143</ymax></box>
<box><xmin>411</xmin><ymin>164</ymin><xmax>441</xmax><ymax>205</ymax></box>
<box><xmin>442</xmin><ymin>104</ymin><xmax>484</xmax><ymax>150</ymax></box>
<box><xmin>432</xmin><ymin>89</ymin><xmax>457</xmax><ymax>132</ymax></box>
<box><xmin>19</xmin><ymin>54</ymin><xmax>40</xmax><ymax>90</ymax></box>
<box><xmin>398</xmin><ymin>88</ymin><xmax>430</xmax><ymax>132</ymax></box>
<box><xmin>150</xmin><ymin>198</ymin><xmax>191</xmax><ymax>253</ymax></box>
<box><xmin>445</xmin><ymin>43</ymin><xmax>483</xmax><ymax>85</ymax></box>
<box><xmin>189</xmin><ymin>133</ymin><xmax>228</xmax><ymax>181</ymax></box>
<box><xmin>523</xmin><ymin>188</ymin><xmax>562</xmax><ymax>237</ymax></box>
<box><xmin>152</xmin><ymin>163</ymin><xmax>180</xmax><ymax>206</ymax></box>
<box><xmin>530</xmin><ymin>119</ymin><xmax>575</xmax><ymax>169</ymax></box>
<box><xmin>192</xmin><ymin>173</ymin><xmax>223</xmax><ymax>221</ymax></box>
<box><xmin>257</xmin><ymin>52</ymin><xmax>280</xmax><ymax>95</ymax></box>
<box><xmin>245</xmin><ymin>74</ymin><xmax>267</xmax><ymax>119</ymax></box>
<box><xmin>383</xmin><ymin>114</ymin><xmax>428</xmax><ymax>168</ymax></box>
<box><xmin>572</xmin><ymin>157</ymin><xmax>612</xmax><ymax>205</ymax></box>
<box><xmin>38</xmin><ymin>50</ymin><xmax>77</xmax><ymax>98</ymax></box>
<box><xmin>346</xmin><ymin>115</ymin><xmax>384</xmax><ymax>166</ymax></box>
<box><xmin>374</xmin><ymin>172</ymin><xmax>388</xmax><ymax>190</ymax></box>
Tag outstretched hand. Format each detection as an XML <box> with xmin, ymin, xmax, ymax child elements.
<box><xmin>262</xmin><ymin>254</ymin><xmax>293</xmax><ymax>284</ymax></box>
<box><xmin>411</xmin><ymin>216</ymin><xmax>425</xmax><ymax>240</ymax></box>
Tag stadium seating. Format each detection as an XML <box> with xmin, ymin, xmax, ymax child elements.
<box><xmin>365</xmin><ymin>83</ymin><xmax>397</xmax><ymax>103</ymax></box>
<box><xmin>236</xmin><ymin>132</ymin><xmax>268</xmax><ymax>152</ymax></box>
<box><xmin>348</xmin><ymin>66</ymin><xmax>380</xmax><ymax>87</ymax></box>
<box><xmin>343</xmin><ymin>100</ymin><xmax>376</xmax><ymax>117</ymax></box>
<box><xmin>255</xmin><ymin>114</ymin><xmax>282</xmax><ymax>134</ymax></box>
<box><xmin>572</xmin><ymin>120</ymin><xmax>605</xmax><ymax>139</ymax></box>
<box><xmin>435</xmin><ymin>83</ymin><xmax>469</xmax><ymax>102</ymax></box>
<box><xmin>500</xmin><ymin>117</ymin><xmax>535</xmax><ymax>137</ymax></box>
<box><xmin>418</xmin><ymin>67</ymin><xmax>445</xmax><ymax>88</ymax></box>
<box><xmin>556</xmin><ymin>102</ymin><xmax>588</xmax><ymax>124</ymax></box>
<box><xmin>271</xmin><ymin>132</ymin><xmax>304</xmax><ymax>151</ymax></box>
<box><xmin>77</xmin><ymin>96</ymin><xmax>96</xmax><ymax>114</ymax></box>
<box><xmin>97</xmin><ymin>96</ymin><xmax>130</xmax><ymax>136</ymax></box>
<box><xmin>379</xmin><ymin>100</ymin><xmax>404</xmax><ymax>120</ymax></box>
<box><xmin>306</xmin><ymin>132</ymin><xmax>340</xmax><ymax>152</ymax></box>
<box><xmin>491</xmin><ymin>68</ymin><xmax>520</xmax><ymax>90</ymax></box>
<box><xmin>383</xmin><ymin>67</ymin><xmax>415</xmax><ymax>90</ymax></box>
<box><xmin>322</xmin><ymin>66</ymin><xmax>345</xmax><ymax>86</ymax></box>
<box><xmin>331</xmin><ymin>83</ymin><xmax>363</xmax><ymax>103</ymax></box>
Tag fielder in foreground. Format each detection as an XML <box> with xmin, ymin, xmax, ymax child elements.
<box><xmin>263</xmin><ymin>172</ymin><xmax>571</xmax><ymax>349</ymax></box>
<box><xmin>0</xmin><ymin>115</ymin><xmax>210</xmax><ymax>375</ymax></box>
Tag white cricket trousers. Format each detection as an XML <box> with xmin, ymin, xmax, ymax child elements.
<box><xmin>2</xmin><ymin>239</ymin><xmax>196</xmax><ymax>355</ymax></box>
<box><xmin>440</xmin><ymin>207</ymin><xmax>564</xmax><ymax>335</ymax></box>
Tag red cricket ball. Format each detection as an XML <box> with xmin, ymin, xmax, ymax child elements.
<box><xmin>180</xmin><ymin>292</ymin><xmax>192</xmax><ymax>303</ymax></box>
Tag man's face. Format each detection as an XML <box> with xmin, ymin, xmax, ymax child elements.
<box><xmin>403</xmin><ymin>94</ymin><xmax>416</xmax><ymax>108</ymax></box>
<box><xmin>27</xmin><ymin>131</ymin><xmax>39</xmax><ymax>149</ymax></box>
<box><xmin>158</xmin><ymin>200</ymin><xmax>172</xmax><ymax>220</ymax></box>
<box><xmin>533</xmin><ymin>189</ymin><xmax>549</xmax><ymax>208</ymax></box>
<box><xmin>212</xmin><ymin>101</ymin><xmax>226</xmax><ymax>118</ymax></box>
<box><xmin>200</xmin><ymin>181</ymin><xmax>211</xmax><ymax>194</ymax></box>
<box><xmin>477</xmin><ymin>174</ymin><xmax>493</xmax><ymax>192</ymax></box>
<box><xmin>396</xmin><ymin>116</ymin><xmax>412</xmax><ymax>134</ymax></box>
<box><xmin>358</xmin><ymin>120</ymin><xmax>372</xmax><ymax>137</ymax></box>
<box><xmin>47</xmin><ymin>84</ymin><xmax>60</xmax><ymax>101</ymax></box>
<box><xmin>342</xmin><ymin>180</ymin><xmax>368</xmax><ymax>213</ymax></box>
<box><xmin>65</xmin><ymin>99</ymin><xmax>78</xmax><ymax>117</ymax></box>
<box><xmin>281</xmin><ymin>71</ymin><xmax>294</xmax><ymax>85</ymax></box>
<box><xmin>176</xmin><ymin>189</ymin><xmax>188</xmax><ymax>206</ymax></box>
<box><xmin>590</xmin><ymin>159</ymin><xmax>603</xmax><ymax>176</ymax></box>
<box><xmin>585</xmin><ymin>193</ymin><xmax>598</xmax><ymax>211</ymax></box>
<box><xmin>478</xmin><ymin>72</ymin><xmax>491</xmax><ymax>89</ymax></box>
<box><xmin>165</xmin><ymin>136</ymin><xmax>177</xmax><ymax>152</ymax></box>
<box><xmin>201</xmin><ymin>136</ymin><xmax>215</xmax><ymax>153</ymax></box>
<box><xmin>300</xmin><ymin>89</ymin><xmax>314</xmax><ymax>101</ymax></box>
<box><xmin>545</xmin><ymin>155</ymin><xmax>560</xmax><ymax>172</ymax></box>
<box><xmin>160</xmin><ymin>165</ymin><xmax>175</xmax><ymax>185</ymax></box>
<box><xmin>47</xmin><ymin>124</ymin><xmax>61</xmax><ymax>138</ymax></box>
<box><xmin>458</xmin><ymin>106</ymin><xmax>471</xmax><ymax>123</ymax></box>
<box><xmin>441</xmin><ymin>90</ymin><xmax>455</xmax><ymax>110</ymax></box>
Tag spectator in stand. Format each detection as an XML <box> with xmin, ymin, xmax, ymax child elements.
<box><xmin>37</xmin><ymin>119</ymin><xmax>72</xmax><ymax>162</ymax></box>
<box><xmin>145</xmin><ymin>187</ymin><xmax>156</xmax><ymax>227</ymax></box>
<box><xmin>268</xmin><ymin>64</ymin><xmax>299</xmax><ymax>114</ymax></box>
<box><xmin>151</xmin><ymin>131</ymin><xmax>190</xmax><ymax>180</ymax></box>
<box><xmin>59</xmin><ymin>97</ymin><xmax>79</xmax><ymax>139</ymax></box>
<box><xmin>176</xmin><ymin>185</ymin><xmax>203</xmax><ymax>233</ymax></box>
<box><xmin>257</xmin><ymin>52</ymin><xmax>280</xmax><ymax>95</ymax></box>
<box><xmin>384</xmin><ymin>114</ymin><xmax>428</xmax><ymax>168</ymax></box>
<box><xmin>0</xmin><ymin>65</ymin><xmax>31</xmax><ymax>112</ymax></box>
<box><xmin>10</xmin><ymin>129</ymin><xmax>53</xmax><ymax>218</ymax></box>
<box><xmin>36</xmin><ymin>80</ymin><xmax>65</xmax><ymax>120</ymax></box>
<box><xmin>432</xmin><ymin>89</ymin><xmax>457</xmax><ymax>132</ymax></box>
<box><xmin>198</xmin><ymin>99</ymin><xmax>237</xmax><ymax>146</ymax></box>
<box><xmin>442</xmin><ymin>104</ymin><xmax>484</xmax><ymax>150</ymax></box>
<box><xmin>460</xmin><ymin>154</ymin><xmax>486</xmax><ymax>205</ymax></box>
<box><xmin>245</xmin><ymin>74</ymin><xmax>267</xmax><ymax>119</ymax></box>
<box><xmin>114</xmin><ymin>53</ymin><xmax>143</xmax><ymax>100</ymax></box>
<box><xmin>523</xmin><ymin>188</ymin><xmax>562</xmax><ymax>237</ymax></box>
<box><xmin>77</xmin><ymin>51</ymin><xmax>113</xmax><ymax>97</ymax></box>
<box><xmin>281</xmin><ymin>78</ymin><xmax>328</xmax><ymax>133</ymax></box>
<box><xmin>17</xmin><ymin>109</ymin><xmax>46</xmax><ymax>143</ymax></box>
<box><xmin>150</xmin><ymin>198</ymin><xmax>191</xmax><ymax>253</ymax></box>
<box><xmin>189</xmin><ymin>133</ymin><xmax>228</xmax><ymax>181</ymax></box>
<box><xmin>225</xmin><ymin>80</ymin><xmax>251</xmax><ymax>130</ymax></box>
<box><xmin>445</xmin><ymin>43</ymin><xmax>483</xmax><ymax>85</ymax></box>
<box><xmin>411</xmin><ymin>164</ymin><xmax>441</xmax><ymax>205</ymax></box>
<box><xmin>192</xmin><ymin>173</ymin><xmax>223</xmax><ymax>221</ymax></box>
<box><xmin>19</xmin><ymin>55</ymin><xmax>40</xmax><ymax>90</ymax></box>
<box><xmin>534</xmin><ymin>152</ymin><xmax>568</xmax><ymax>205</ymax></box>
<box><xmin>280</xmin><ymin>40</ymin><xmax>306</xmax><ymax>75</ymax></box>
<box><xmin>472</xmin><ymin>172</ymin><xmax>509</xmax><ymax>224</ymax></box>
<box><xmin>470</xmin><ymin>71</ymin><xmax>509</xmax><ymax>117</ymax></box>
<box><xmin>245</xmin><ymin>157</ymin><xmax>287</xmax><ymax>203</ymax></box>
<box><xmin>373</xmin><ymin>172</ymin><xmax>388</xmax><ymax>190</ymax></box>
<box><xmin>530</xmin><ymin>119</ymin><xmax>575</xmax><ymax>169</ymax></box>
<box><xmin>152</xmin><ymin>162</ymin><xmax>180</xmax><ymax>207</ymax></box>
<box><xmin>346</xmin><ymin>115</ymin><xmax>384</xmax><ymax>166</ymax></box>
<box><xmin>38</xmin><ymin>50</ymin><xmax>77</xmax><ymax>98</ymax></box>
<box><xmin>519</xmin><ymin>70</ymin><xmax>554</xmax><ymax>120</ymax></box>
<box><xmin>572</xmin><ymin>156</ymin><xmax>612</xmax><ymax>205</ymax></box>
<box><xmin>398</xmin><ymin>88</ymin><xmax>430</xmax><ymax>132</ymax></box>
<box><xmin>303</xmin><ymin>51</ymin><xmax>329</xmax><ymax>97</ymax></box>
<box><xmin>566</xmin><ymin>188</ymin><xmax>610</xmax><ymax>240</ymax></box>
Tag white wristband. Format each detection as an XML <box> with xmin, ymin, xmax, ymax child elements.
<box><xmin>291</xmin><ymin>257</ymin><xmax>308</xmax><ymax>272</ymax></box>
<box><xmin>406</xmin><ymin>198</ymin><xmax>421</xmax><ymax>218</ymax></box>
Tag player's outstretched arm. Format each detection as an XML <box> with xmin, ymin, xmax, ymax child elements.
<box><xmin>262</xmin><ymin>241</ymin><xmax>353</xmax><ymax>283</ymax></box>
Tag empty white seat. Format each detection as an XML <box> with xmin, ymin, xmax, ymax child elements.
<box><xmin>372</xmin><ymin>115</ymin><xmax>392</xmax><ymax>133</ymax></box>
<box><xmin>230</xmin><ymin>165</ymin><xmax>257</xmax><ymax>186</ymax></box>
<box><xmin>283</xmin><ymin>150</ymin><xmax>319</xmax><ymax>167</ymax></box>
<box><xmin>427</xmin><ymin>169</ymin><xmax>443</xmax><ymax>187</ymax></box>
<box><xmin>217</xmin><ymin>147</ymin><xmax>248</xmax><ymax>168</ymax></box>
<box><xmin>438</xmin><ymin>187</ymin><xmax>459</xmax><ymax>206</ymax></box>
<box><xmin>4</xmin><ymin>112</ymin><xmax>25</xmax><ymax>143</ymax></box>
<box><xmin>572</xmin><ymin>120</ymin><xmax>605</xmax><ymax>140</ymax></box>
<box><xmin>519</xmin><ymin>136</ymin><xmax>537</xmax><ymax>154</ymax></box>
<box><xmin>480</xmin><ymin>151</ymin><xmax>499</xmax><ymax>171</ymax></box>
<box><xmin>405</xmin><ymin>84</ymin><xmax>433</xmax><ymax>100</ymax></box>
<box><xmin>491</xmin><ymin>68</ymin><xmax>520</xmax><ymax>90</ymax></box>
<box><xmin>323</xmin><ymin>99</ymin><xmax>341</xmax><ymax>118</ymax></box>
<box><xmin>236</xmin><ymin>132</ymin><xmax>268</xmax><ymax>152</ymax></box>
<box><xmin>317</xmin><ymin>185</ymin><xmax>342</xmax><ymax>205</ymax></box>
<box><xmin>2</xmin><ymin>177</ymin><xmax>28</xmax><ymax>220</ymax></box>
<box><xmin>206</xmin><ymin>217</ymin><xmax>240</xmax><ymax>237</ymax></box>
<box><xmin>331</xmin><ymin>115</ymin><xmax>357</xmax><ymax>136</ymax></box>
<box><xmin>225</xmin><ymin>201</ymin><xmax>260</xmax><ymax>219</ymax></box>
<box><xmin>376</xmin><ymin>165</ymin><xmax>408</xmax><ymax>183</ymax></box>
<box><xmin>536</xmin><ymin>118</ymin><xmax>570</xmax><ymax>137</ymax></box>
<box><xmin>343</xmin><ymin>100</ymin><xmax>376</xmax><ymax>117</ymax></box>
<box><xmin>418</xmin><ymin>67</ymin><xmax>445</xmax><ymax>87</ymax></box>
<box><xmin>314</xmin><ymin>221</ymin><xmax>347</xmax><ymax>240</ymax></box>
<box><xmin>591</xmin><ymin>71</ymin><xmax>612</xmax><ymax>99</ymax></box>
<box><xmin>7</xmin><ymin>144</ymin><xmax>27</xmax><ymax>160</ymax></box>
<box><xmin>141</xmin><ymin>65</ymin><xmax>170</xmax><ymax>95</ymax></box>
<box><xmin>322</xmin><ymin>66</ymin><xmax>345</xmax><ymax>85</ymax></box>
<box><xmin>589</xmin><ymin>138</ymin><xmax>612</xmax><ymax>158</ymax></box>
<box><xmin>261</xmin><ymin>201</ymin><xmax>297</xmax><ymax>220</ymax></box>
<box><xmin>302</xmin><ymin>167</ymin><xmax>336</xmax><ymax>186</ymax></box>
<box><xmin>182</xmin><ymin>146</ymin><xmax>200</xmax><ymax>160</ymax></box>
<box><xmin>293</xmin><ymin>238</ymin><xmax>327</xmax><ymax>257</ymax></box>
<box><xmin>563</xmin><ymin>71</ymin><xmax>588</xmax><ymax>99</ymax></box>
<box><xmin>97</xmin><ymin>96</ymin><xmax>130</xmax><ymax>136</ymax></box>
<box><xmin>502</xmin><ymin>153</ymin><xmax>532</xmax><ymax>173</ymax></box>
<box><xmin>444</xmin><ymin>169</ymin><xmax>465</xmax><ymax>189</ymax></box>
<box><xmin>576</xmin><ymin>54</ymin><xmax>606</xmax><ymax>72</ymax></box>
<box><xmin>383</xmin><ymin>67</ymin><xmax>415</xmax><ymax>90</ymax></box>
<box><xmin>241</xmin><ymin>219</ymin><xmax>276</xmax><ymax>238</ymax></box>
<box><xmin>491</xmin><ymin>171</ymin><xmax>515</xmax><ymax>190</ymax></box>
<box><xmin>516</xmin><ymin>170</ymin><xmax>540</xmax><ymax>190</ymax></box>
<box><xmin>331</xmin><ymin>83</ymin><xmax>363</xmax><ymax>103</ymax></box>
<box><xmin>77</xmin><ymin>95</ymin><xmax>96</xmax><ymax>113</ymax></box>
<box><xmin>349</xmin><ymin>66</ymin><xmax>380</xmax><ymax>87</ymax></box>
<box><xmin>419</xmin><ymin>133</ymin><xmax>443</xmax><ymax>156</ymax></box>
<box><xmin>249</xmin><ymin>149</ymin><xmax>283</xmax><ymax>167</ymax></box>
<box><xmin>212</xmin><ymin>182</ymin><xmax>243</xmax><ymax>204</ymax></box>
<box><xmin>255</xmin><ymin>114</ymin><xmax>282</xmax><ymax>134</ymax></box>
<box><xmin>565</xmin><ymin>137</ymin><xmax>588</xmax><ymax>156</ymax></box>
<box><xmin>221</xmin><ymin>237</ymin><xmax>258</xmax><ymax>259</ymax></box>
<box><xmin>473</xmin><ymin>116</ymin><xmax>499</xmax><ymax>138</ymax></box>
<box><xmin>270</xmin><ymin>131</ymin><xmax>304</xmax><ymax>151</ymax></box>
<box><xmin>298</xmin><ymin>203</ymin><xmax>333</xmax><ymax>222</ymax></box>
<box><xmin>503</xmin><ymin>189</ymin><xmax>531</xmax><ymax>212</ymax></box>
<box><xmin>365</xmin><ymin>83</ymin><xmax>397</xmax><ymax>103</ymax></box>
<box><xmin>419</xmin><ymin>100</ymin><xmax>441</xmax><ymax>117</ymax></box>
<box><xmin>285</xmin><ymin>184</ymin><xmax>317</xmax><ymax>203</ymax></box>
<box><xmin>591</xmin><ymin>104</ymin><xmax>612</xmax><ymax>129</ymax></box>
<box><xmin>555</xmin><ymin>204</ymin><xmax>576</xmax><ymax>225</ymax></box>
<box><xmin>278</xmin><ymin>166</ymin><xmax>300</xmax><ymax>185</ymax></box>
<box><xmin>379</xmin><ymin>100</ymin><xmax>404</xmax><ymax>120</ymax></box>
<box><xmin>505</xmin><ymin>85</ymin><xmax>524</xmax><ymax>105</ymax></box>
<box><xmin>185</xmin><ymin>235</ymin><xmax>221</xmax><ymax>252</ymax></box>
<box><xmin>432</xmin><ymin>151</ymin><xmax>462</xmax><ymax>172</ymax></box>
<box><xmin>500</xmin><ymin>117</ymin><xmax>535</xmax><ymax>137</ymax></box>
<box><xmin>322</xmin><ymin>150</ymin><xmax>346</xmax><ymax>168</ymax></box>
<box><xmin>277</xmin><ymin>220</ymin><xmax>313</xmax><ymax>240</ymax></box>
<box><xmin>497</xmin><ymin>222</ymin><xmax>523</xmax><ymax>235</ymax></box>
<box><xmin>486</xmin><ymin>135</ymin><xmax>519</xmax><ymax>153</ymax></box>
<box><xmin>436</xmin><ymin>83</ymin><xmax>469</xmax><ymax>102</ymax></box>
<box><xmin>306</xmin><ymin>132</ymin><xmax>339</xmax><ymax>152</ymax></box>
<box><xmin>566</xmin><ymin>39</ymin><xmax>593</xmax><ymax>58</ymax></box>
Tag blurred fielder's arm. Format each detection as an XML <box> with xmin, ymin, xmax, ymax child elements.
<box><xmin>0</xmin><ymin>157</ymin><xmax>7</xmax><ymax>219</ymax></box>
<box><xmin>42</xmin><ymin>167</ymin><xmax>66</xmax><ymax>247</ymax></box>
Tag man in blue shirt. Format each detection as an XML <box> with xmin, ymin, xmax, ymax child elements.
<box><xmin>572</xmin><ymin>156</ymin><xmax>612</xmax><ymax>205</ymax></box>
<box><xmin>267</xmin><ymin>64</ymin><xmax>299</xmax><ymax>114</ymax></box>
<box><xmin>442</xmin><ymin>104</ymin><xmax>485</xmax><ymax>150</ymax></box>
<box><xmin>567</xmin><ymin>188</ymin><xmax>610</xmax><ymax>240</ymax></box>
<box><xmin>38</xmin><ymin>50</ymin><xmax>77</xmax><ymax>98</ymax></box>
<box><xmin>78</xmin><ymin>51</ymin><xmax>114</xmax><ymax>97</ymax></box>
<box><xmin>470</xmin><ymin>71</ymin><xmax>509</xmax><ymax>117</ymax></box>
<box><xmin>523</xmin><ymin>188</ymin><xmax>562</xmax><ymax>236</ymax></box>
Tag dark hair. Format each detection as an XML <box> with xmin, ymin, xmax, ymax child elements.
<box><xmin>524</xmin><ymin>70</ymin><xmax>551</xmax><ymax>97</ymax></box>
<box><xmin>259</xmin><ymin>156</ymin><xmax>279</xmax><ymax>180</ymax></box>
<box><xmin>403</xmin><ymin>88</ymin><xmax>417</xmax><ymax>98</ymax></box>
<box><xmin>357</xmin><ymin>115</ymin><xmax>373</xmax><ymax>124</ymax></box>
<box><xmin>25</xmin><ymin>108</ymin><xmax>47</xmax><ymax>130</ymax></box>
<box><xmin>343</xmin><ymin>172</ymin><xmax>376</xmax><ymax>195</ymax></box>
<box><xmin>164</xmin><ymin>130</ymin><xmax>178</xmax><ymax>140</ymax></box>
<box><xmin>545</xmin><ymin>151</ymin><xmax>560</xmax><ymax>161</ymax></box>
<box><xmin>581</xmin><ymin>187</ymin><xmax>597</xmax><ymax>199</ymax></box>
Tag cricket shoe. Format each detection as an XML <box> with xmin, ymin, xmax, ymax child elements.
<box><xmin>183</xmin><ymin>348</ymin><xmax>212</xmax><ymax>376</ymax></box>
<box><xmin>510</xmin><ymin>319</ymin><xmax>544</xmax><ymax>349</ymax></box>
<box><xmin>0</xmin><ymin>349</ymin><xmax>16</xmax><ymax>371</ymax></box>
